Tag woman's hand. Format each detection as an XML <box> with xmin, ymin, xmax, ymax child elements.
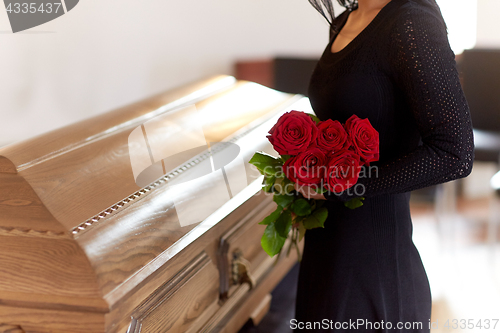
<box><xmin>294</xmin><ymin>183</ymin><xmax>326</xmax><ymax>200</ymax></box>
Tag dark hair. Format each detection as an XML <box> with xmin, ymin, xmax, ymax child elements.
<box><xmin>308</xmin><ymin>0</ymin><xmax>447</xmax><ymax>31</ymax></box>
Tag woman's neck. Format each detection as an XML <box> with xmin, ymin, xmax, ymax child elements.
<box><xmin>356</xmin><ymin>0</ymin><xmax>392</xmax><ymax>13</ymax></box>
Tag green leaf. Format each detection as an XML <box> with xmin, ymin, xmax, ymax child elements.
<box><xmin>313</xmin><ymin>186</ymin><xmax>328</xmax><ymax>194</ymax></box>
<box><xmin>274</xmin><ymin>177</ymin><xmax>284</xmax><ymax>185</ymax></box>
<box><xmin>298</xmin><ymin>222</ymin><xmax>306</xmax><ymax>242</ymax></box>
<box><xmin>286</xmin><ymin>229</ymin><xmax>294</xmax><ymax>257</ymax></box>
<box><xmin>291</xmin><ymin>198</ymin><xmax>312</xmax><ymax>217</ymax></box>
<box><xmin>310</xmin><ymin>199</ymin><xmax>324</xmax><ymax>212</ymax></box>
<box><xmin>344</xmin><ymin>197</ymin><xmax>365</xmax><ymax>210</ymax></box>
<box><xmin>262</xmin><ymin>175</ymin><xmax>276</xmax><ymax>192</ymax></box>
<box><xmin>294</xmin><ymin>215</ymin><xmax>305</xmax><ymax>225</ymax></box>
<box><xmin>258</xmin><ymin>205</ymin><xmax>283</xmax><ymax>225</ymax></box>
<box><xmin>249</xmin><ymin>152</ymin><xmax>283</xmax><ymax>176</ymax></box>
<box><xmin>281</xmin><ymin>155</ymin><xmax>292</xmax><ymax>163</ymax></box>
<box><xmin>307</xmin><ymin>113</ymin><xmax>321</xmax><ymax>124</ymax></box>
<box><xmin>310</xmin><ymin>199</ymin><xmax>316</xmax><ymax>211</ymax></box>
<box><xmin>303</xmin><ymin>207</ymin><xmax>328</xmax><ymax>229</ymax></box>
<box><xmin>275</xmin><ymin>209</ymin><xmax>293</xmax><ymax>238</ymax></box>
<box><xmin>261</xmin><ymin>221</ymin><xmax>288</xmax><ymax>257</ymax></box>
<box><xmin>273</xmin><ymin>192</ymin><xmax>295</xmax><ymax>208</ymax></box>
<box><xmin>280</xmin><ymin>177</ymin><xmax>296</xmax><ymax>195</ymax></box>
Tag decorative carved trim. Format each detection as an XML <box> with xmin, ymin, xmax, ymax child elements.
<box><xmin>0</xmin><ymin>324</ymin><xmax>25</xmax><ymax>333</ymax></box>
<box><xmin>127</xmin><ymin>252</ymin><xmax>210</xmax><ymax>333</ymax></box>
<box><xmin>71</xmin><ymin>147</ymin><xmax>215</xmax><ymax>236</ymax></box>
<box><xmin>0</xmin><ymin>226</ymin><xmax>70</xmax><ymax>239</ymax></box>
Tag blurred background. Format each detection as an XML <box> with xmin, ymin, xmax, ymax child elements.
<box><xmin>1</xmin><ymin>0</ymin><xmax>499</xmax><ymax>332</ymax></box>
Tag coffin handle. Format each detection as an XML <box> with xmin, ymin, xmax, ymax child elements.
<box><xmin>231</xmin><ymin>249</ymin><xmax>256</xmax><ymax>289</ymax></box>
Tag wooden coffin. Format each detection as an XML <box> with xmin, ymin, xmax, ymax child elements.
<box><xmin>0</xmin><ymin>75</ymin><xmax>309</xmax><ymax>333</ymax></box>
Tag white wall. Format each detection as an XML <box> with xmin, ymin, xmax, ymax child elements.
<box><xmin>476</xmin><ymin>0</ymin><xmax>500</xmax><ymax>47</ymax></box>
<box><xmin>431</xmin><ymin>0</ymin><xmax>500</xmax><ymax>53</ymax></box>
<box><xmin>437</xmin><ymin>0</ymin><xmax>477</xmax><ymax>54</ymax></box>
<box><xmin>2</xmin><ymin>0</ymin><xmax>499</xmax><ymax>147</ymax></box>
<box><xmin>0</xmin><ymin>0</ymin><xmax>343</xmax><ymax>146</ymax></box>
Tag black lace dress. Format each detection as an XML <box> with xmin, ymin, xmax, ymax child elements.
<box><xmin>294</xmin><ymin>0</ymin><xmax>474</xmax><ymax>332</ymax></box>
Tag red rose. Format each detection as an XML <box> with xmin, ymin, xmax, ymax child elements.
<box><xmin>316</xmin><ymin>119</ymin><xmax>350</xmax><ymax>152</ymax></box>
<box><xmin>284</xmin><ymin>148</ymin><xmax>328</xmax><ymax>187</ymax></box>
<box><xmin>267</xmin><ymin>111</ymin><xmax>318</xmax><ymax>155</ymax></box>
<box><xmin>324</xmin><ymin>150</ymin><xmax>361</xmax><ymax>193</ymax></box>
<box><xmin>344</xmin><ymin>115</ymin><xmax>379</xmax><ymax>165</ymax></box>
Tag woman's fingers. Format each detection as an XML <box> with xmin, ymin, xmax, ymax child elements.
<box><xmin>293</xmin><ymin>182</ymin><xmax>326</xmax><ymax>200</ymax></box>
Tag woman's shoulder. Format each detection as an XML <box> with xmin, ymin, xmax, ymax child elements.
<box><xmin>389</xmin><ymin>0</ymin><xmax>446</xmax><ymax>32</ymax></box>
<box><xmin>386</xmin><ymin>0</ymin><xmax>454</xmax><ymax>64</ymax></box>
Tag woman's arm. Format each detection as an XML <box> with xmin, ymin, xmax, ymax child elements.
<box><xmin>324</xmin><ymin>5</ymin><xmax>475</xmax><ymax>203</ymax></box>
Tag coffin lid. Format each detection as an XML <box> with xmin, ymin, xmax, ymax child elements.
<box><xmin>0</xmin><ymin>76</ymin><xmax>309</xmax><ymax>316</ymax></box>
<box><xmin>0</xmin><ymin>75</ymin><xmax>299</xmax><ymax>234</ymax></box>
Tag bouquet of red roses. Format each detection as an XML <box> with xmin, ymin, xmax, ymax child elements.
<box><xmin>249</xmin><ymin>111</ymin><xmax>379</xmax><ymax>260</ymax></box>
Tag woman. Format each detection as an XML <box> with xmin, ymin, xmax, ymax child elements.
<box><xmin>293</xmin><ymin>0</ymin><xmax>474</xmax><ymax>331</ymax></box>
